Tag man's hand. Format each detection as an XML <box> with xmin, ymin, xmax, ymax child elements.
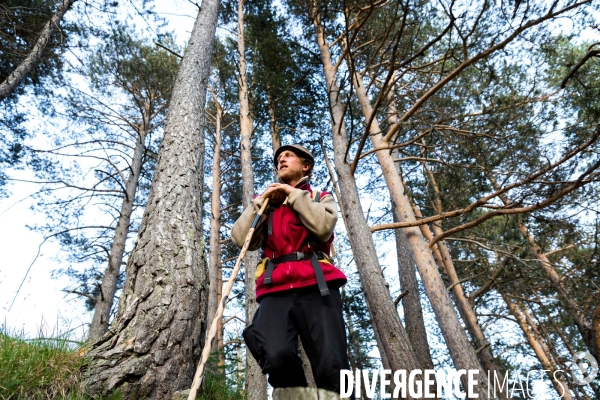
<box><xmin>262</xmin><ymin>183</ymin><xmax>295</xmax><ymax>203</ymax></box>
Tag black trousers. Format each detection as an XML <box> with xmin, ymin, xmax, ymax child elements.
<box><xmin>243</xmin><ymin>286</ymin><xmax>350</xmax><ymax>393</ymax></box>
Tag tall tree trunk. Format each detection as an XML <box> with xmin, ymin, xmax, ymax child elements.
<box><xmin>0</xmin><ymin>0</ymin><xmax>77</xmax><ymax>100</ymax></box>
<box><xmin>311</xmin><ymin>8</ymin><xmax>421</xmax><ymax>379</ymax></box>
<box><xmin>389</xmin><ymin>100</ymin><xmax>435</xmax><ymax>372</ymax></box>
<box><xmin>418</xmin><ymin>162</ymin><xmax>508</xmax><ymax>399</ymax></box>
<box><xmin>218</xmin><ymin>271</ymin><xmax>225</xmax><ymax>370</ymax></box>
<box><xmin>349</xmin><ymin>69</ymin><xmax>493</xmax><ymax>398</ymax></box>
<box><xmin>502</xmin><ymin>294</ymin><xmax>574</xmax><ymax>400</ymax></box>
<box><xmin>517</xmin><ymin>222</ymin><xmax>594</xmax><ymax>350</ymax></box>
<box><xmin>267</xmin><ymin>91</ymin><xmax>281</xmax><ymax>152</ymax></box>
<box><xmin>237</xmin><ymin>1</ymin><xmax>267</xmax><ymax>397</ymax></box>
<box><xmin>81</xmin><ymin>1</ymin><xmax>219</xmax><ymax>397</ymax></box>
<box><xmin>392</xmin><ymin>206</ymin><xmax>435</xmax><ymax>371</ymax></box>
<box><xmin>208</xmin><ymin>94</ymin><xmax>224</xmax><ymax>372</ymax></box>
<box><xmin>87</xmin><ymin>116</ymin><xmax>149</xmax><ymax>342</ymax></box>
<box><xmin>486</xmin><ymin>172</ymin><xmax>594</xmax><ymax>354</ymax></box>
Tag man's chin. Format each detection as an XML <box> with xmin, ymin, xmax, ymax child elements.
<box><xmin>278</xmin><ymin>173</ymin><xmax>292</xmax><ymax>184</ymax></box>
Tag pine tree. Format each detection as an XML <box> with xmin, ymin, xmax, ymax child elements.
<box><xmin>81</xmin><ymin>0</ymin><xmax>220</xmax><ymax>397</ymax></box>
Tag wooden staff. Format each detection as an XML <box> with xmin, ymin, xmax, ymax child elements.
<box><xmin>188</xmin><ymin>198</ymin><xmax>270</xmax><ymax>400</ymax></box>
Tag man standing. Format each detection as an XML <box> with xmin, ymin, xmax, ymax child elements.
<box><xmin>231</xmin><ymin>144</ymin><xmax>350</xmax><ymax>394</ymax></box>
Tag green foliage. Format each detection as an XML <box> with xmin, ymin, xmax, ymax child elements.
<box><xmin>0</xmin><ymin>0</ymin><xmax>74</xmax><ymax>96</ymax></box>
<box><xmin>198</xmin><ymin>371</ymin><xmax>245</xmax><ymax>400</ymax></box>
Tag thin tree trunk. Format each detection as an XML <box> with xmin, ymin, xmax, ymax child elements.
<box><xmin>311</xmin><ymin>8</ymin><xmax>422</xmax><ymax>380</ymax></box>
<box><xmin>389</xmin><ymin>97</ymin><xmax>435</xmax><ymax>373</ymax></box>
<box><xmin>208</xmin><ymin>93</ymin><xmax>223</xmax><ymax>372</ymax></box>
<box><xmin>392</xmin><ymin>206</ymin><xmax>435</xmax><ymax>371</ymax></box>
<box><xmin>518</xmin><ymin>222</ymin><xmax>593</xmax><ymax>350</ymax></box>
<box><xmin>87</xmin><ymin>117</ymin><xmax>149</xmax><ymax>342</ymax></box>
<box><xmin>0</xmin><ymin>0</ymin><xmax>77</xmax><ymax>100</ymax></box>
<box><xmin>419</xmin><ymin>162</ymin><xmax>508</xmax><ymax>399</ymax></box>
<box><xmin>267</xmin><ymin>91</ymin><xmax>281</xmax><ymax>152</ymax></box>
<box><xmin>350</xmin><ymin>69</ymin><xmax>493</xmax><ymax>398</ymax></box>
<box><xmin>593</xmin><ymin>305</ymin><xmax>600</xmax><ymax>362</ymax></box>
<box><xmin>486</xmin><ymin>173</ymin><xmax>594</xmax><ymax>354</ymax></box>
<box><xmin>299</xmin><ymin>338</ymin><xmax>317</xmax><ymax>388</ymax></box>
<box><xmin>81</xmin><ymin>1</ymin><xmax>219</xmax><ymax>397</ymax></box>
<box><xmin>217</xmin><ymin>270</ymin><xmax>225</xmax><ymax>370</ymax></box>
<box><xmin>502</xmin><ymin>294</ymin><xmax>574</xmax><ymax>400</ymax></box>
<box><xmin>237</xmin><ymin>1</ymin><xmax>267</xmax><ymax>397</ymax></box>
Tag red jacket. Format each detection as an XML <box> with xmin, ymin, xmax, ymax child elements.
<box><xmin>232</xmin><ymin>180</ymin><xmax>347</xmax><ymax>301</ymax></box>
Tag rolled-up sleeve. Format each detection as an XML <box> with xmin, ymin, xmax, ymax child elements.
<box><xmin>230</xmin><ymin>196</ymin><xmax>267</xmax><ymax>250</ymax></box>
<box><xmin>287</xmin><ymin>189</ymin><xmax>337</xmax><ymax>242</ymax></box>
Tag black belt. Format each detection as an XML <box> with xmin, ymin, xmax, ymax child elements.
<box><xmin>263</xmin><ymin>251</ymin><xmax>330</xmax><ymax>296</ymax></box>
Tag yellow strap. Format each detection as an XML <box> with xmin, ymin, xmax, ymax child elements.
<box><xmin>255</xmin><ymin>257</ymin><xmax>332</xmax><ymax>281</ymax></box>
<box><xmin>255</xmin><ymin>258</ymin><xmax>268</xmax><ymax>280</ymax></box>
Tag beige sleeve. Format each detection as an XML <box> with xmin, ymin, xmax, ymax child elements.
<box><xmin>287</xmin><ymin>189</ymin><xmax>338</xmax><ymax>242</ymax></box>
<box><xmin>230</xmin><ymin>196</ymin><xmax>267</xmax><ymax>250</ymax></box>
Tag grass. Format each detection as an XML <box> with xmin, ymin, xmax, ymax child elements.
<box><xmin>0</xmin><ymin>328</ymin><xmax>85</xmax><ymax>399</ymax></box>
<box><xmin>0</xmin><ymin>327</ymin><xmax>243</xmax><ymax>399</ymax></box>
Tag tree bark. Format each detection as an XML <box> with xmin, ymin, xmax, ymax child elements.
<box><xmin>81</xmin><ymin>1</ymin><xmax>219</xmax><ymax>397</ymax></box>
<box><xmin>418</xmin><ymin>164</ymin><xmax>508</xmax><ymax>399</ymax></box>
<box><xmin>392</xmin><ymin>206</ymin><xmax>435</xmax><ymax>371</ymax></box>
<box><xmin>299</xmin><ymin>338</ymin><xmax>317</xmax><ymax>388</ymax></box>
<box><xmin>349</xmin><ymin>69</ymin><xmax>493</xmax><ymax>398</ymax></box>
<box><xmin>389</xmin><ymin>109</ymin><xmax>435</xmax><ymax>372</ymax></box>
<box><xmin>237</xmin><ymin>1</ymin><xmax>267</xmax><ymax>397</ymax></box>
<box><xmin>208</xmin><ymin>94</ymin><xmax>223</xmax><ymax>372</ymax></box>
<box><xmin>311</xmin><ymin>8</ymin><xmax>422</xmax><ymax>380</ymax></box>
<box><xmin>0</xmin><ymin>0</ymin><xmax>77</xmax><ymax>101</ymax></box>
<box><xmin>502</xmin><ymin>294</ymin><xmax>574</xmax><ymax>400</ymax></box>
<box><xmin>517</xmin><ymin>222</ymin><xmax>594</xmax><ymax>351</ymax></box>
<box><xmin>87</xmin><ymin>117</ymin><xmax>149</xmax><ymax>342</ymax></box>
<box><xmin>593</xmin><ymin>305</ymin><xmax>600</xmax><ymax>362</ymax></box>
<box><xmin>486</xmin><ymin>172</ymin><xmax>594</xmax><ymax>354</ymax></box>
<box><xmin>267</xmin><ymin>91</ymin><xmax>281</xmax><ymax>152</ymax></box>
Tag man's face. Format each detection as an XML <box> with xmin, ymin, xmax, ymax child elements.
<box><xmin>277</xmin><ymin>150</ymin><xmax>309</xmax><ymax>184</ymax></box>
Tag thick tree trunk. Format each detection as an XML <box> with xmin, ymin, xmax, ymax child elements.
<box><xmin>81</xmin><ymin>1</ymin><xmax>219</xmax><ymax>397</ymax></box>
<box><xmin>0</xmin><ymin>0</ymin><xmax>77</xmax><ymax>100</ymax></box>
<box><xmin>350</xmin><ymin>70</ymin><xmax>493</xmax><ymax>398</ymax></box>
<box><xmin>87</xmin><ymin>121</ymin><xmax>148</xmax><ymax>342</ymax></box>
<box><xmin>502</xmin><ymin>294</ymin><xmax>574</xmax><ymax>400</ymax></box>
<box><xmin>312</xmin><ymin>9</ymin><xmax>422</xmax><ymax>379</ymax></box>
<box><xmin>207</xmin><ymin>97</ymin><xmax>223</xmax><ymax>372</ymax></box>
<box><xmin>237</xmin><ymin>2</ymin><xmax>267</xmax><ymax>397</ymax></box>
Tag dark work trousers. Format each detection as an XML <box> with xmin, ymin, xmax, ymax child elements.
<box><xmin>243</xmin><ymin>286</ymin><xmax>350</xmax><ymax>394</ymax></box>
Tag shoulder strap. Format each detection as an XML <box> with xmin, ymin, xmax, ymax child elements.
<box><xmin>312</xmin><ymin>190</ymin><xmax>321</xmax><ymax>203</ymax></box>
